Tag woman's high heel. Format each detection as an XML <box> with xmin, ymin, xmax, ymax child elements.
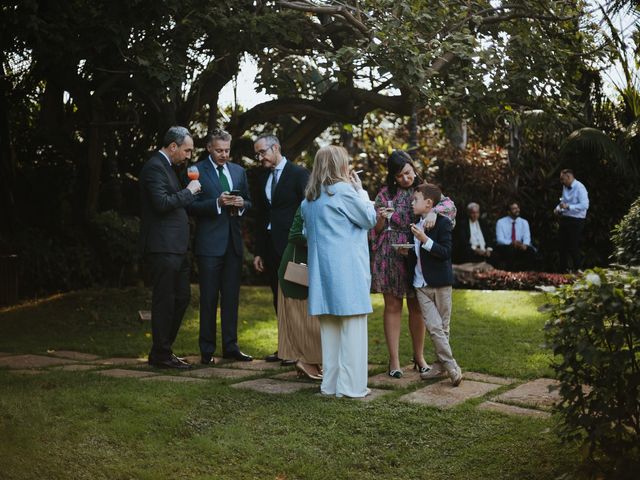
<box><xmin>413</xmin><ymin>356</ymin><xmax>430</xmax><ymax>374</ymax></box>
<box><xmin>388</xmin><ymin>362</ymin><xmax>403</xmax><ymax>378</ymax></box>
<box><xmin>296</xmin><ymin>361</ymin><xmax>323</xmax><ymax>381</ymax></box>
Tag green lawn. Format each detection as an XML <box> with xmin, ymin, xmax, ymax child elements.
<box><xmin>0</xmin><ymin>286</ymin><xmax>576</xmax><ymax>479</ymax></box>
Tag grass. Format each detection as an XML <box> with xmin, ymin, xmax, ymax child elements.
<box><xmin>0</xmin><ymin>286</ymin><xmax>576</xmax><ymax>479</ymax></box>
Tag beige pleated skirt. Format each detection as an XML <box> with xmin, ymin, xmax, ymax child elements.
<box><xmin>277</xmin><ymin>286</ymin><xmax>322</xmax><ymax>364</ymax></box>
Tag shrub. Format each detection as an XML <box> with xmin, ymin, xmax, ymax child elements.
<box><xmin>611</xmin><ymin>196</ymin><xmax>640</xmax><ymax>266</ymax></box>
<box><xmin>543</xmin><ymin>267</ymin><xmax>640</xmax><ymax>478</ymax></box>
<box><xmin>455</xmin><ymin>268</ymin><xmax>571</xmax><ymax>290</ymax></box>
<box><xmin>88</xmin><ymin>211</ymin><xmax>141</xmax><ymax>287</ymax></box>
<box><xmin>14</xmin><ymin>227</ymin><xmax>98</xmax><ymax>297</ymax></box>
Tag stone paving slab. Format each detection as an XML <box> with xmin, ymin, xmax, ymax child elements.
<box><xmin>231</xmin><ymin>378</ymin><xmax>318</xmax><ymax>394</ymax></box>
<box><xmin>55</xmin><ymin>364</ymin><xmax>100</xmax><ymax>372</ymax></box>
<box><xmin>186</xmin><ymin>367</ymin><xmax>256</xmax><ymax>379</ymax></box>
<box><xmin>95</xmin><ymin>369</ymin><xmax>158</xmax><ymax>379</ymax></box>
<box><xmin>141</xmin><ymin>375</ymin><xmax>206</xmax><ymax>384</ymax></box>
<box><xmin>271</xmin><ymin>370</ymin><xmax>323</xmax><ymax>383</ymax></box>
<box><xmin>399</xmin><ymin>379</ymin><xmax>502</xmax><ymax>409</ymax></box>
<box><xmin>493</xmin><ymin>378</ymin><xmax>560</xmax><ymax>411</ymax></box>
<box><xmin>0</xmin><ymin>354</ymin><xmax>77</xmax><ymax>369</ymax></box>
<box><xmin>368</xmin><ymin>364</ymin><xmax>423</xmax><ymax>388</ymax></box>
<box><xmin>47</xmin><ymin>350</ymin><xmax>101</xmax><ymax>361</ymax></box>
<box><xmin>463</xmin><ymin>372</ymin><xmax>516</xmax><ymax>385</ymax></box>
<box><xmin>478</xmin><ymin>401</ymin><xmax>551</xmax><ymax>418</ymax></box>
<box><xmin>91</xmin><ymin>357</ymin><xmax>147</xmax><ymax>366</ymax></box>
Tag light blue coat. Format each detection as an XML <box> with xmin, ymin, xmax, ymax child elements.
<box><xmin>301</xmin><ymin>182</ymin><xmax>377</xmax><ymax>316</ymax></box>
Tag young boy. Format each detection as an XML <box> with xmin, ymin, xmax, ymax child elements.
<box><xmin>406</xmin><ymin>183</ymin><xmax>462</xmax><ymax>386</ymax></box>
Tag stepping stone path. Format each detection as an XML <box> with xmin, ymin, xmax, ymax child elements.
<box><xmin>492</xmin><ymin>378</ymin><xmax>561</xmax><ymax>411</ymax></box>
<box><xmin>91</xmin><ymin>357</ymin><xmax>146</xmax><ymax>366</ymax></box>
<box><xmin>0</xmin><ymin>354</ymin><xmax>76</xmax><ymax>369</ymax></box>
<box><xmin>187</xmin><ymin>367</ymin><xmax>256</xmax><ymax>380</ymax></box>
<box><xmin>478</xmin><ymin>401</ymin><xmax>551</xmax><ymax>418</ymax></box>
<box><xmin>0</xmin><ymin>349</ymin><xmax>561</xmax><ymax>418</ymax></box>
<box><xmin>47</xmin><ymin>350</ymin><xmax>100</xmax><ymax>361</ymax></box>
<box><xmin>400</xmin><ymin>379</ymin><xmax>502</xmax><ymax>409</ymax></box>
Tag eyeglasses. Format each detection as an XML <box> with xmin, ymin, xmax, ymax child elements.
<box><xmin>254</xmin><ymin>144</ymin><xmax>274</xmax><ymax>160</ymax></box>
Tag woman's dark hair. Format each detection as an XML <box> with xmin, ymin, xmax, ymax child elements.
<box><xmin>386</xmin><ymin>150</ymin><xmax>421</xmax><ymax>195</ymax></box>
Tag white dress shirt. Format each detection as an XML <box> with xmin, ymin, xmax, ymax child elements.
<box><xmin>468</xmin><ymin>220</ymin><xmax>486</xmax><ymax>250</ymax></box>
<box><xmin>412</xmin><ymin>216</ymin><xmax>435</xmax><ymax>288</ymax></box>
<box><xmin>210</xmin><ymin>157</ymin><xmax>244</xmax><ymax>216</ymax></box>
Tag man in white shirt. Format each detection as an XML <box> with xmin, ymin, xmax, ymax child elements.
<box><xmin>554</xmin><ymin>169</ymin><xmax>589</xmax><ymax>271</ymax></box>
<box><xmin>495</xmin><ymin>202</ymin><xmax>536</xmax><ymax>271</ymax></box>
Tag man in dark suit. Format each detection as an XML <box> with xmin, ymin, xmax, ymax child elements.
<box><xmin>189</xmin><ymin>129</ymin><xmax>253</xmax><ymax>364</ymax></box>
<box><xmin>139</xmin><ymin>126</ymin><xmax>201</xmax><ymax>369</ymax></box>
<box><xmin>453</xmin><ymin>202</ymin><xmax>494</xmax><ymax>264</ymax></box>
<box><xmin>252</xmin><ymin>134</ymin><xmax>310</xmax><ymax>363</ymax></box>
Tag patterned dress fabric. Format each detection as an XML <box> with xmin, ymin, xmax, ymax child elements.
<box><xmin>370</xmin><ymin>186</ymin><xmax>456</xmax><ymax>298</ymax></box>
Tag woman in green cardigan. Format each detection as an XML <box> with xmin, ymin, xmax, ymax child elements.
<box><xmin>276</xmin><ymin>207</ymin><xmax>322</xmax><ymax>380</ymax></box>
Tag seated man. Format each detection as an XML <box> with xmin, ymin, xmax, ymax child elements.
<box><xmin>454</xmin><ymin>202</ymin><xmax>493</xmax><ymax>264</ymax></box>
<box><xmin>494</xmin><ymin>202</ymin><xmax>536</xmax><ymax>271</ymax></box>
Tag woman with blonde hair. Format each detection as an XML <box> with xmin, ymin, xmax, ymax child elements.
<box><xmin>301</xmin><ymin>145</ymin><xmax>377</xmax><ymax>398</ymax></box>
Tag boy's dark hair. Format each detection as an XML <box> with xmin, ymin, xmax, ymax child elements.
<box><xmin>415</xmin><ymin>183</ymin><xmax>442</xmax><ymax>205</ymax></box>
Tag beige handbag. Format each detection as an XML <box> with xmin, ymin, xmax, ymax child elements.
<box><xmin>284</xmin><ymin>247</ymin><xmax>308</xmax><ymax>286</ymax></box>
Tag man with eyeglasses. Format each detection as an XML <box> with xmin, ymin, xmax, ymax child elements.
<box><xmin>253</xmin><ymin>134</ymin><xmax>310</xmax><ymax>364</ymax></box>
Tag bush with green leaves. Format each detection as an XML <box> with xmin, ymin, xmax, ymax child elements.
<box><xmin>88</xmin><ymin>211</ymin><xmax>140</xmax><ymax>286</ymax></box>
<box><xmin>543</xmin><ymin>267</ymin><xmax>640</xmax><ymax>478</ymax></box>
<box><xmin>611</xmin><ymin>196</ymin><xmax>640</xmax><ymax>266</ymax></box>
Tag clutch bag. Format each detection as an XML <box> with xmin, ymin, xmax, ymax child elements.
<box><xmin>284</xmin><ymin>261</ymin><xmax>308</xmax><ymax>286</ymax></box>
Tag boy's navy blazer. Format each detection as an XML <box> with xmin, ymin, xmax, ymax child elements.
<box><xmin>408</xmin><ymin>214</ymin><xmax>454</xmax><ymax>288</ymax></box>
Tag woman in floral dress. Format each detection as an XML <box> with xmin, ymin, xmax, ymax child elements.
<box><xmin>371</xmin><ymin>150</ymin><xmax>456</xmax><ymax>378</ymax></box>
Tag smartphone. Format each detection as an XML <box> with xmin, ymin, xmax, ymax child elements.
<box><xmin>229</xmin><ymin>190</ymin><xmax>241</xmax><ymax>196</ymax></box>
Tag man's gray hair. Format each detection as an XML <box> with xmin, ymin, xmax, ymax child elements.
<box><xmin>255</xmin><ymin>134</ymin><xmax>280</xmax><ymax>147</ymax></box>
<box><xmin>467</xmin><ymin>202</ymin><xmax>480</xmax><ymax>212</ymax></box>
<box><xmin>163</xmin><ymin>126</ymin><xmax>192</xmax><ymax>148</ymax></box>
<box><xmin>206</xmin><ymin>128</ymin><xmax>232</xmax><ymax>144</ymax></box>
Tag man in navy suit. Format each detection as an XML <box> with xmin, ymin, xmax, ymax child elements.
<box><xmin>252</xmin><ymin>134</ymin><xmax>310</xmax><ymax>363</ymax></box>
<box><xmin>139</xmin><ymin>126</ymin><xmax>201</xmax><ymax>369</ymax></box>
<box><xmin>189</xmin><ymin>129</ymin><xmax>253</xmax><ymax>364</ymax></box>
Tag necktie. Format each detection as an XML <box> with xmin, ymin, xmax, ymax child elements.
<box><xmin>217</xmin><ymin>165</ymin><xmax>230</xmax><ymax>192</ymax></box>
<box><xmin>511</xmin><ymin>220</ymin><xmax>516</xmax><ymax>243</ymax></box>
<box><xmin>270</xmin><ymin>169</ymin><xmax>279</xmax><ymax>200</ymax></box>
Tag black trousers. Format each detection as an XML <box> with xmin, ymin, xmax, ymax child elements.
<box><xmin>146</xmin><ymin>253</ymin><xmax>190</xmax><ymax>361</ymax></box>
<box><xmin>494</xmin><ymin>244</ymin><xmax>536</xmax><ymax>271</ymax></box>
<box><xmin>197</xmin><ymin>244</ymin><xmax>242</xmax><ymax>357</ymax></box>
<box><xmin>264</xmin><ymin>232</ymin><xmax>281</xmax><ymax>314</ymax></box>
<box><xmin>559</xmin><ymin>217</ymin><xmax>585</xmax><ymax>272</ymax></box>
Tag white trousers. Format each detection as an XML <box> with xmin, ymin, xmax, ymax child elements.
<box><xmin>319</xmin><ymin>314</ymin><xmax>369</xmax><ymax>398</ymax></box>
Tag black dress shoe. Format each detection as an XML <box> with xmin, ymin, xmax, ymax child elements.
<box><xmin>149</xmin><ymin>354</ymin><xmax>191</xmax><ymax>370</ymax></box>
<box><xmin>280</xmin><ymin>359</ymin><xmax>296</xmax><ymax>366</ymax></box>
<box><xmin>201</xmin><ymin>356</ymin><xmax>215</xmax><ymax>365</ymax></box>
<box><xmin>222</xmin><ymin>350</ymin><xmax>253</xmax><ymax>362</ymax></box>
<box><xmin>265</xmin><ymin>351</ymin><xmax>281</xmax><ymax>362</ymax></box>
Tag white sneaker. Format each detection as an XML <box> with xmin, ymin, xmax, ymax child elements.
<box><xmin>449</xmin><ymin>366</ymin><xmax>463</xmax><ymax>387</ymax></box>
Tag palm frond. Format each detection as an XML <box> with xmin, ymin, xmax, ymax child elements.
<box><xmin>560</xmin><ymin>127</ymin><xmax>638</xmax><ymax>178</ymax></box>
